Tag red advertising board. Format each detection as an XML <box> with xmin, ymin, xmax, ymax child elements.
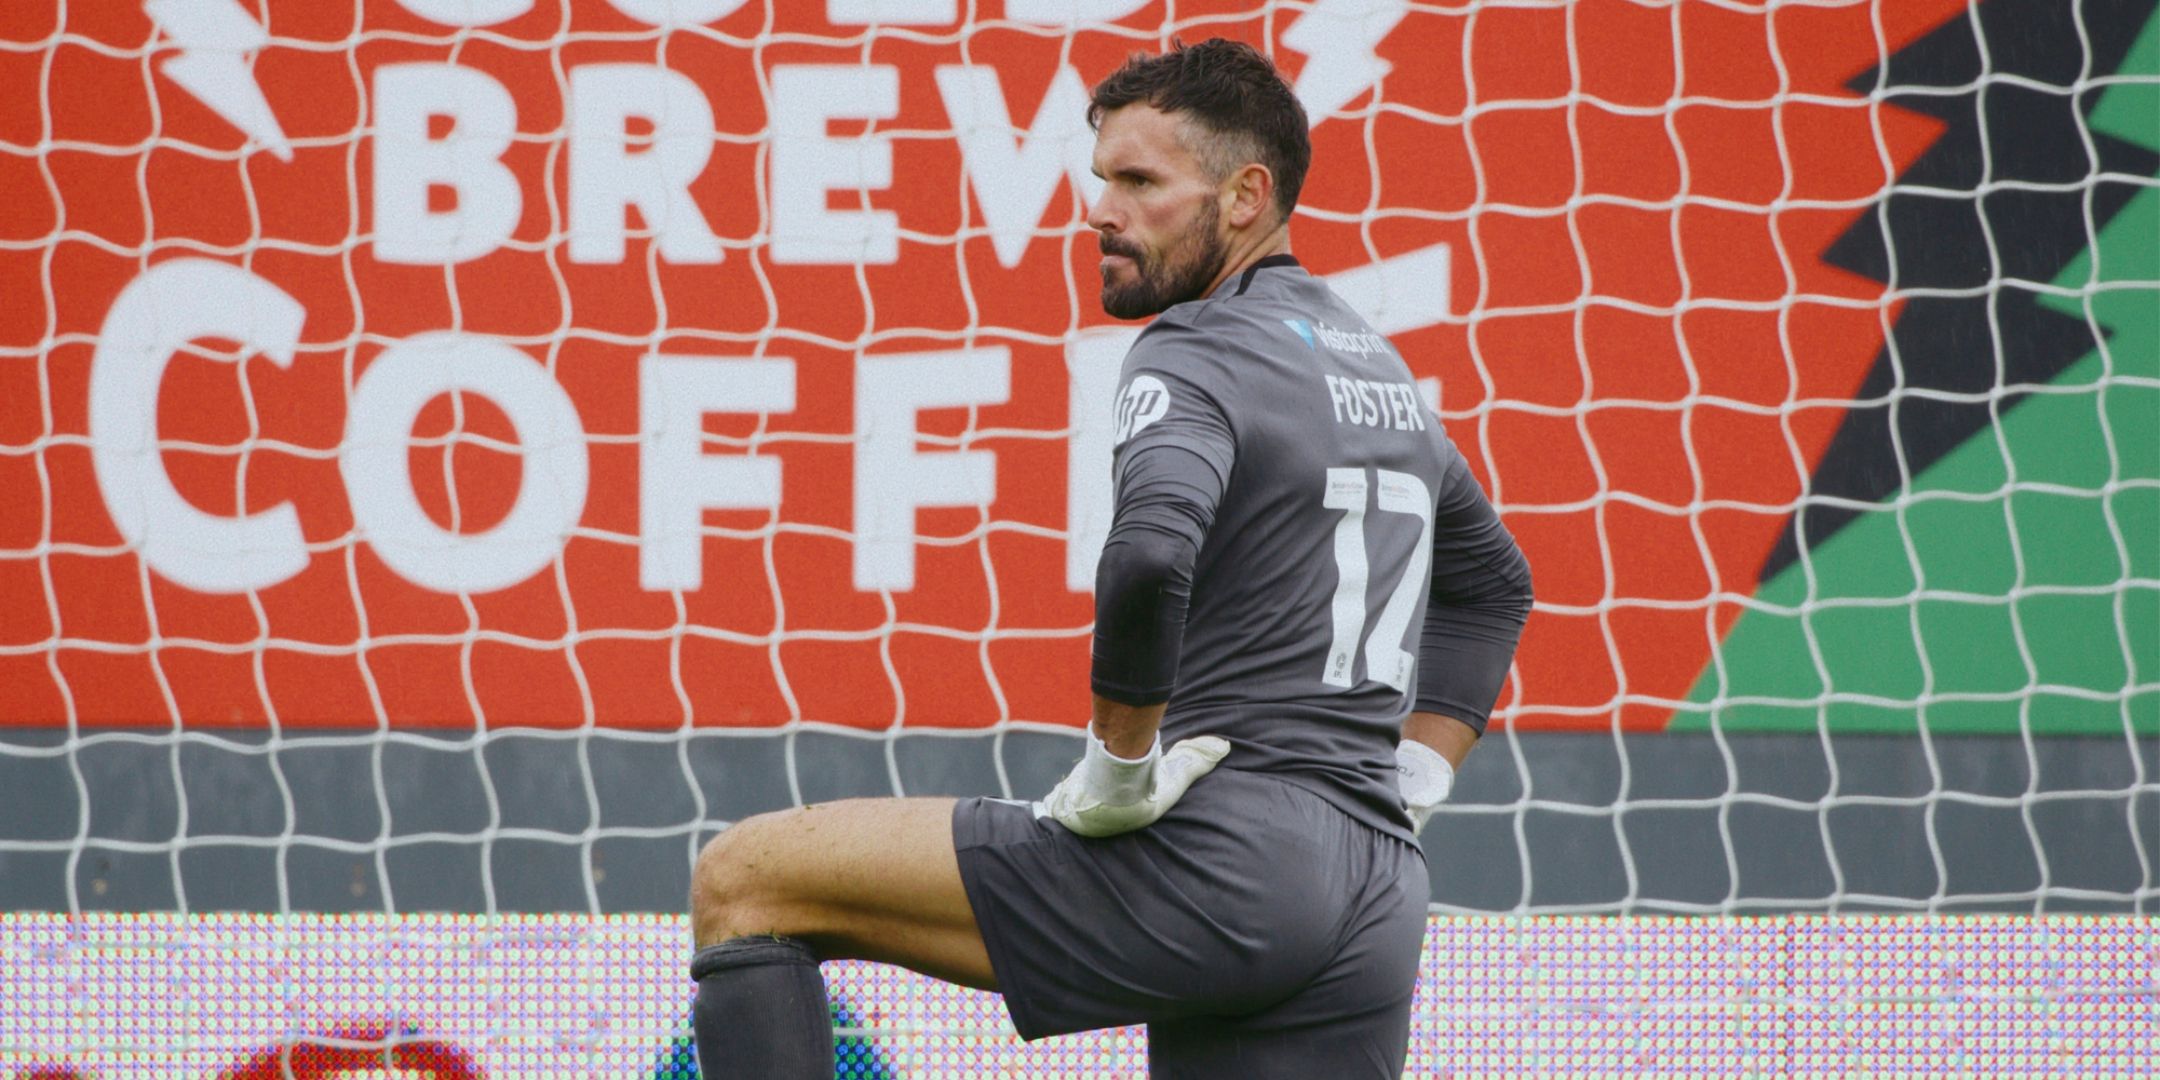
<box><xmin>0</xmin><ymin>1</ymin><xmax>1968</xmax><ymax>732</ymax></box>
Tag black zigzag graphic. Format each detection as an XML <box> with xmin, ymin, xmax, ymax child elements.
<box><xmin>1763</xmin><ymin>0</ymin><xmax>2160</xmax><ymax>582</ymax></box>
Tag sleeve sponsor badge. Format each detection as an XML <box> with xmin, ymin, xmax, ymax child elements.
<box><xmin>1113</xmin><ymin>375</ymin><xmax>1171</xmax><ymax>445</ymax></box>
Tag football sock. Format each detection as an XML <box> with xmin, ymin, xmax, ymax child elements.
<box><xmin>690</xmin><ymin>936</ymin><xmax>834</xmax><ymax>1080</ymax></box>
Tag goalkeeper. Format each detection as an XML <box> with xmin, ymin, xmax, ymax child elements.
<box><xmin>688</xmin><ymin>39</ymin><xmax>1532</xmax><ymax>1080</ymax></box>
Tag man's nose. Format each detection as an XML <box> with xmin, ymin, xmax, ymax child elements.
<box><xmin>1085</xmin><ymin>196</ymin><xmax>1120</xmax><ymax>235</ymax></box>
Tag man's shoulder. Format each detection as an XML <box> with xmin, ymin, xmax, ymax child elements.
<box><xmin>1127</xmin><ymin>281</ymin><xmax>1321</xmax><ymax>369</ymax></box>
<box><xmin>1120</xmin><ymin>308</ymin><xmax>1231</xmax><ymax>379</ymax></box>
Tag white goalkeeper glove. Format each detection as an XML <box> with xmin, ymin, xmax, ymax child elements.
<box><xmin>1039</xmin><ymin>730</ymin><xmax>1230</xmax><ymax>838</ymax></box>
<box><xmin>1396</xmin><ymin>740</ymin><xmax>1455</xmax><ymax>835</ymax></box>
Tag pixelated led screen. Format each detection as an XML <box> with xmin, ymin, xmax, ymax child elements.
<box><xmin>3</xmin><ymin>914</ymin><xmax>2152</xmax><ymax>1078</ymax></box>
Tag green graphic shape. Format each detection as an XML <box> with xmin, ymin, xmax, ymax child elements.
<box><xmin>1681</xmin><ymin>16</ymin><xmax>2159</xmax><ymax>735</ymax></box>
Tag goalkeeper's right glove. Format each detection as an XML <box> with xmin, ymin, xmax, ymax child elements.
<box><xmin>1039</xmin><ymin>730</ymin><xmax>1229</xmax><ymax>838</ymax></box>
<box><xmin>1396</xmin><ymin>740</ymin><xmax>1455</xmax><ymax>835</ymax></box>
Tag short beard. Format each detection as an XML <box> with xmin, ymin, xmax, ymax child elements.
<box><xmin>1099</xmin><ymin>199</ymin><xmax>1228</xmax><ymax>320</ymax></box>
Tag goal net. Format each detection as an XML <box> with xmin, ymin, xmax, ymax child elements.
<box><xmin>2</xmin><ymin>0</ymin><xmax>2154</xmax><ymax>1075</ymax></box>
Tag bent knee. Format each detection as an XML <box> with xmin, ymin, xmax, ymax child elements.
<box><xmin>691</xmin><ymin>811</ymin><xmax>801</xmax><ymax>944</ymax></box>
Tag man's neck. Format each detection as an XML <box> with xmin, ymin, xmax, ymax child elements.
<box><xmin>1201</xmin><ymin>223</ymin><xmax>1293</xmax><ymax>297</ymax></box>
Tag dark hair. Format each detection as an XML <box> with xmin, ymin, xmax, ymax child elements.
<box><xmin>1088</xmin><ymin>38</ymin><xmax>1311</xmax><ymax>223</ymax></box>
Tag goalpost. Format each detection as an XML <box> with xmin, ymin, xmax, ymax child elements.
<box><xmin>1</xmin><ymin>0</ymin><xmax>2154</xmax><ymax>1076</ymax></box>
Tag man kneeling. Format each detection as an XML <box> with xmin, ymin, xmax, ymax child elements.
<box><xmin>686</xmin><ymin>38</ymin><xmax>1533</xmax><ymax>1080</ymax></box>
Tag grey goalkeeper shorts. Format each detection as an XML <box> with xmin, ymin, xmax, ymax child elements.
<box><xmin>952</xmin><ymin>767</ymin><xmax>1430</xmax><ymax>1080</ymax></box>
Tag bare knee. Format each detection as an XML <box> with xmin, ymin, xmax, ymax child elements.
<box><xmin>688</xmin><ymin>798</ymin><xmax>974</xmax><ymax>972</ymax></box>
<box><xmin>691</xmin><ymin>811</ymin><xmax>796</xmax><ymax>946</ymax></box>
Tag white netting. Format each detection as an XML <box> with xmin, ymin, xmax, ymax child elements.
<box><xmin>1</xmin><ymin>0</ymin><xmax>2157</xmax><ymax>1075</ymax></box>
<box><xmin>0</xmin><ymin>0</ymin><xmax>2153</xmax><ymax>940</ymax></box>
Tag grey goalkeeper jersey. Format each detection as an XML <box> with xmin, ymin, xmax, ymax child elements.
<box><xmin>1097</xmin><ymin>255</ymin><xmax>1529</xmax><ymax>844</ymax></box>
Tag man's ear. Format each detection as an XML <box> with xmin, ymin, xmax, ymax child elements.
<box><xmin>1223</xmin><ymin>162</ymin><xmax>1275</xmax><ymax>229</ymax></box>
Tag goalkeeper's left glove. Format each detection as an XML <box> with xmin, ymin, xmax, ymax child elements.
<box><xmin>1039</xmin><ymin>730</ymin><xmax>1229</xmax><ymax>838</ymax></box>
<box><xmin>1395</xmin><ymin>740</ymin><xmax>1455</xmax><ymax>835</ymax></box>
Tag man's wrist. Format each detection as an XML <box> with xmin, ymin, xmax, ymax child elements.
<box><xmin>1090</xmin><ymin>729</ymin><xmax>1158</xmax><ymax>765</ymax></box>
<box><xmin>1395</xmin><ymin>740</ymin><xmax>1454</xmax><ymax>801</ymax></box>
<box><xmin>1395</xmin><ymin>739</ymin><xmax>1455</xmax><ymax>834</ymax></box>
<box><xmin>1080</xmin><ymin>729</ymin><xmax>1160</xmax><ymax>806</ymax></box>
<box><xmin>1402</xmin><ymin>710</ymin><xmax>1479</xmax><ymax>771</ymax></box>
<box><xmin>1091</xmin><ymin>725</ymin><xmax>1156</xmax><ymax>760</ymax></box>
<box><xmin>1091</xmin><ymin>695</ymin><xmax>1166</xmax><ymax>759</ymax></box>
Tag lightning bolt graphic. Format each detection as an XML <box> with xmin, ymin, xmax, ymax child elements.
<box><xmin>144</xmin><ymin>0</ymin><xmax>292</xmax><ymax>161</ymax></box>
<box><xmin>1282</xmin><ymin>0</ymin><xmax>1410</xmax><ymax>127</ymax></box>
<box><xmin>1326</xmin><ymin>242</ymin><xmax>1450</xmax><ymax>337</ymax></box>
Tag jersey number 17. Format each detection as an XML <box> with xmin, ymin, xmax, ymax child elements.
<box><xmin>1321</xmin><ymin>467</ymin><xmax>1433</xmax><ymax>694</ymax></box>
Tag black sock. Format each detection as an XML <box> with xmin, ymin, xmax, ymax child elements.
<box><xmin>689</xmin><ymin>936</ymin><xmax>834</xmax><ymax>1080</ymax></box>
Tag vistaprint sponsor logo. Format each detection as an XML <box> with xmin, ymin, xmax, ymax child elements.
<box><xmin>1283</xmin><ymin>318</ymin><xmax>1390</xmax><ymax>358</ymax></box>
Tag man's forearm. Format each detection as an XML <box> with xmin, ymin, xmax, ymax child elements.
<box><xmin>1403</xmin><ymin>710</ymin><xmax>1479</xmax><ymax>770</ymax></box>
<box><xmin>1092</xmin><ymin>696</ymin><xmax>1166</xmax><ymax>759</ymax></box>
